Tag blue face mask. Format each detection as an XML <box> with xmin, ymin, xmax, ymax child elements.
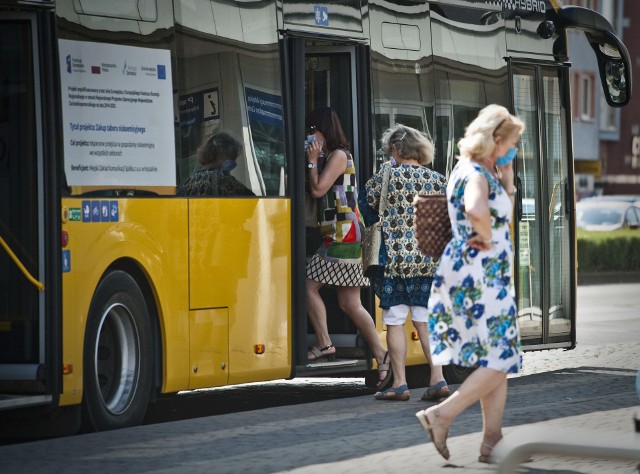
<box><xmin>496</xmin><ymin>147</ymin><xmax>517</xmax><ymax>167</ymax></box>
<box><xmin>221</xmin><ymin>160</ymin><xmax>237</xmax><ymax>171</ymax></box>
<box><xmin>389</xmin><ymin>156</ymin><xmax>397</xmax><ymax>166</ymax></box>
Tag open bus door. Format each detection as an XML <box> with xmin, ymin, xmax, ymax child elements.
<box><xmin>281</xmin><ymin>30</ymin><xmax>379</xmax><ymax>381</ymax></box>
<box><xmin>0</xmin><ymin>7</ymin><xmax>69</xmax><ymax>434</ymax></box>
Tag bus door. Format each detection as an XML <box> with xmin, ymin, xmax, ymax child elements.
<box><xmin>283</xmin><ymin>34</ymin><xmax>375</xmax><ymax>371</ymax></box>
<box><xmin>0</xmin><ymin>10</ymin><xmax>59</xmax><ymax>411</ymax></box>
<box><xmin>512</xmin><ymin>63</ymin><xmax>575</xmax><ymax>349</ymax></box>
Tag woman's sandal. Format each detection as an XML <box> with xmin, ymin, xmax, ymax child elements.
<box><xmin>374</xmin><ymin>384</ymin><xmax>410</xmax><ymax>401</ymax></box>
<box><xmin>421</xmin><ymin>380</ymin><xmax>451</xmax><ymax>402</ymax></box>
<box><xmin>307</xmin><ymin>344</ymin><xmax>336</xmax><ymax>362</ymax></box>
<box><xmin>376</xmin><ymin>351</ymin><xmax>393</xmax><ymax>389</ymax></box>
<box><xmin>478</xmin><ymin>442</ymin><xmax>494</xmax><ymax>463</ymax></box>
<box><xmin>415</xmin><ymin>408</ymin><xmax>450</xmax><ymax>460</ymax></box>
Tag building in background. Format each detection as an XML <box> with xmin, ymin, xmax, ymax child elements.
<box><xmin>567</xmin><ymin>0</ymin><xmax>638</xmax><ymax>197</ymax></box>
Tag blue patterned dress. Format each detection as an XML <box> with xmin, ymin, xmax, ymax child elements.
<box><xmin>428</xmin><ymin>159</ymin><xmax>522</xmax><ymax>373</ymax></box>
<box><xmin>360</xmin><ymin>162</ymin><xmax>447</xmax><ymax>308</ymax></box>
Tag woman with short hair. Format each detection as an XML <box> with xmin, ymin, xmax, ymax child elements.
<box><xmin>360</xmin><ymin>124</ymin><xmax>449</xmax><ymax>402</ymax></box>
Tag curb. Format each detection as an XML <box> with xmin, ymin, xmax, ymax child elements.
<box><xmin>578</xmin><ymin>271</ymin><xmax>640</xmax><ymax>286</ymax></box>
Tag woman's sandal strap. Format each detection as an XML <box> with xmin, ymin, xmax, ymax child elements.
<box><xmin>309</xmin><ymin>344</ymin><xmax>334</xmax><ymax>358</ymax></box>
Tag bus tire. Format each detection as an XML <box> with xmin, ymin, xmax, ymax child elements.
<box><xmin>443</xmin><ymin>364</ymin><xmax>475</xmax><ymax>385</ymax></box>
<box><xmin>81</xmin><ymin>270</ymin><xmax>153</xmax><ymax>431</ymax></box>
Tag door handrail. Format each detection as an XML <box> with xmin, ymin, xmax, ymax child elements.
<box><xmin>0</xmin><ymin>234</ymin><xmax>44</xmax><ymax>292</ymax></box>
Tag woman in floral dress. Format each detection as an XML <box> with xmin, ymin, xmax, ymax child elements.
<box><xmin>416</xmin><ymin>105</ymin><xmax>524</xmax><ymax>463</ymax></box>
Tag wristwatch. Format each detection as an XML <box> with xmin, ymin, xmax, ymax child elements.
<box><xmin>307</xmin><ymin>162</ymin><xmax>317</xmax><ymax>169</ymax></box>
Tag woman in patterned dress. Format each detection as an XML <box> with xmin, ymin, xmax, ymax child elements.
<box><xmin>304</xmin><ymin>108</ymin><xmax>389</xmax><ymax>387</ymax></box>
<box><xmin>360</xmin><ymin>125</ymin><xmax>450</xmax><ymax>402</ymax></box>
<box><xmin>416</xmin><ymin>105</ymin><xmax>524</xmax><ymax>462</ymax></box>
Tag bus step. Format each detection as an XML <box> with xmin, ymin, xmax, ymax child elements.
<box><xmin>304</xmin><ymin>359</ymin><xmax>359</xmax><ymax>369</ymax></box>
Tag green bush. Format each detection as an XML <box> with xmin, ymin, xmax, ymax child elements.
<box><xmin>577</xmin><ymin>229</ymin><xmax>640</xmax><ymax>272</ymax></box>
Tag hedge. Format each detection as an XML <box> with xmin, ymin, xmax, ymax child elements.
<box><xmin>577</xmin><ymin>229</ymin><xmax>640</xmax><ymax>272</ymax></box>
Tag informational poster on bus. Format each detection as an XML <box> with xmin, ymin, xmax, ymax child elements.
<box><xmin>59</xmin><ymin>40</ymin><xmax>176</xmax><ymax>187</ymax></box>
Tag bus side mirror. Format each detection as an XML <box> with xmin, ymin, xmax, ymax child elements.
<box><xmin>552</xmin><ymin>6</ymin><xmax>632</xmax><ymax>108</ymax></box>
<box><xmin>588</xmin><ymin>35</ymin><xmax>631</xmax><ymax>107</ymax></box>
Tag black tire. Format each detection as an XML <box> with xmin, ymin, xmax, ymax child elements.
<box><xmin>82</xmin><ymin>270</ymin><xmax>153</xmax><ymax>431</ymax></box>
<box><xmin>443</xmin><ymin>364</ymin><xmax>475</xmax><ymax>385</ymax></box>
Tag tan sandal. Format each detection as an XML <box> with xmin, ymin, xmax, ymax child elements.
<box><xmin>416</xmin><ymin>408</ymin><xmax>450</xmax><ymax>460</ymax></box>
<box><xmin>376</xmin><ymin>351</ymin><xmax>392</xmax><ymax>389</ymax></box>
<box><xmin>478</xmin><ymin>442</ymin><xmax>494</xmax><ymax>463</ymax></box>
<box><xmin>307</xmin><ymin>344</ymin><xmax>335</xmax><ymax>362</ymax></box>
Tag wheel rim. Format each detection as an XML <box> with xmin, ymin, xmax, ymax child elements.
<box><xmin>93</xmin><ymin>302</ymin><xmax>140</xmax><ymax>415</ymax></box>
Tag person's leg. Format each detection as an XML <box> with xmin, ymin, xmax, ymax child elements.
<box><xmin>479</xmin><ymin>377</ymin><xmax>508</xmax><ymax>459</ymax></box>
<box><xmin>384</xmin><ymin>306</ymin><xmax>408</xmax><ymax>388</ymax></box>
<box><xmin>412</xmin><ymin>317</ymin><xmax>446</xmax><ymax>387</ymax></box>
<box><xmin>416</xmin><ymin>367</ymin><xmax>507</xmax><ymax>459</ymax></box>
<box><xmin>412</xmin><ymin>308</ymin><xmax>450</xmax><ymax>402</ymax></box>
<box><xmin>306</xmin><ymin>278</ymin><xmax>335</xmax><ymax>358</ymax></box>
<box><xmin>374</xmin><ymin>305</ymin><xmax>411</xmax><ymax>399</ymax></box>
<box><xmin>336</xmin><ymin>285</ymin><xmax>386</xmax><ymax>363</ymax></box>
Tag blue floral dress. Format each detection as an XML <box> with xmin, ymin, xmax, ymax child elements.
<box><xmin>428</xmin><ymin>158</ymin><xmax>522</xmax><ymax>373</ymax></box>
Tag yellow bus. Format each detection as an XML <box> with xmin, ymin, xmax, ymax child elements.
<box><xmin>0</xmin><ymin>0</ymin><xmax>631</xmax><ymax>435</ymax></box>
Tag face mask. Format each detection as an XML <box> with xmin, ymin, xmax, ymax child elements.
<box><xmin>304</xmin><ymin>134</ymin><xmax>317</xmax><ymax>150</ymax></box>
<box><xmin>496</xmin><ymin>147</ymin><xmax>517</xmax><ymax>167</ymax></box>
<box><xmin>389</xmin><ymin>156</ymin><xmax>397</xmax><ymax>166</ymax></box>
<box><xmin>221</xmin><ymin>160</ymin><xmax>237</xmax><ymax>171</ymax></box>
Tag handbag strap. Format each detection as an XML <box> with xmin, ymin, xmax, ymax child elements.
<box><xmin>378</xmin><ymin>165</ymin><xmax>391</xmax><ymax>218</ymax></box>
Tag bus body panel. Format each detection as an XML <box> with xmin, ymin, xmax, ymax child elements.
<box><xmin>59</xmin><ymin>198</ymin><xmax>191</xmax><ymax>404</ymax></box>
<box><xmin>59</xmin><ymin>197</ymin><xmax>292</xmax><ymax>404</ymax></box>
<box><xmin>188</xmin><ymin>198</ymin><xmax>292</xmax><ymax>386</ymax></box>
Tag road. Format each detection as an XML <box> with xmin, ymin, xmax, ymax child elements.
<box><xmin>0</xmin><ymin>283</ymin><xmax>638</xmax><ymax>473</ymax></box>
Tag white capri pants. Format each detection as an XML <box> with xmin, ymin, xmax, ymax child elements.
<box><xmin>382</xmin><ymin>304</ymin><xmax>429</xmax><ymax>326</ymax></box>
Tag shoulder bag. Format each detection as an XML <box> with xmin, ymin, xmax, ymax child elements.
<box><xmin>361</xmin><ymin>166</ymin><xmax>391</xmax><ymax>278</ymax></box>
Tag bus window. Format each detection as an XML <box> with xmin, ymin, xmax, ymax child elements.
<box><xmin>369</xmin><ymin>3</ymin><xmax>433</xmax><ymax>172</ymax></box>
<box><xmin>174</xmin><ymin>20</ymin><xmax>285</xmax><ymax>197</ymax></box>
<box><xmin>542</xmin><ymin>68</ymin><xmax>572</xmax><ymax>337</ymax></box>
<box><xmin>513</xmin><ymin>68</ymin><xmax>544</xmax><ymax>341</ymax></box>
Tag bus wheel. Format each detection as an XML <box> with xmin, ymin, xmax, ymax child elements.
<box><xmin>443</xmin><ymin>364</ymin><xmax>475</xmax><ymax>385</ymax></box>
<box><xmin>82</xmin><ymin>270</ymin><xmax>153</xmax><ymax>431</ymax></box>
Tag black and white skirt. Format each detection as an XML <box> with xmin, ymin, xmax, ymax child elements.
<box><xmin>306</xmin><ymin>254</ymin><xmax>370</xmax><ymax>287</ymax></box>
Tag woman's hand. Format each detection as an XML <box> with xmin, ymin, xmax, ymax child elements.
<box><xmin>497</xmin><ymin>161</ymin><xmax>515</xmax><ymax>194</ymax></box>
<box><xmin>306</xmin><ymin>147</ymin><xmax>347</xmax><ymax>198</ymax></box>
<box><xmin>305</xmin><ymin>139</ymin><xmax>323</xmax><ymax>166</ymax></box>
<box><xmin>467</xmin><ymin>234</ymin><xmax>493</xmax><ymax>251</ymax></box>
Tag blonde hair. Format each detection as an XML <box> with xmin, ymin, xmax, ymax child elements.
<box><xmin>457</xmin><ymin>104</ymin><xmax>525</xmax><ymax>161</ymax></box>
<box><xmin>381</xmin><ymin>124</ymin><xmax>435</xmax><ymax>165</ymax></box>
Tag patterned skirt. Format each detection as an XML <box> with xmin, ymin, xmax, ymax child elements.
<box><xmin>306</xmin><ymin>254</ymin><xmax>369</xmax><ymax>287</ymax></box>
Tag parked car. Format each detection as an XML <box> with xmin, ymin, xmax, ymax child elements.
<box><xmin>580</xmin><ymin>194</ymin><xmax>640</xmax><ymax>204</ymax></box>
<box><xmin>576</xmin><ymin>199</ymin><xmax>640</xmax><ymax>231</ymax></box>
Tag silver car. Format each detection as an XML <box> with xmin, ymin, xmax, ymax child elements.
<box><xmin>576</xmin><ymin>199</ymin><xmax>640</xmax><ymax>231</ymax></box>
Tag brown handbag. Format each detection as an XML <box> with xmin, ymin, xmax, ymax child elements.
<box><xmin>413</xmin><ymin>193</ymin><xmax>452</xmax><ymax>259</ymax></box>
